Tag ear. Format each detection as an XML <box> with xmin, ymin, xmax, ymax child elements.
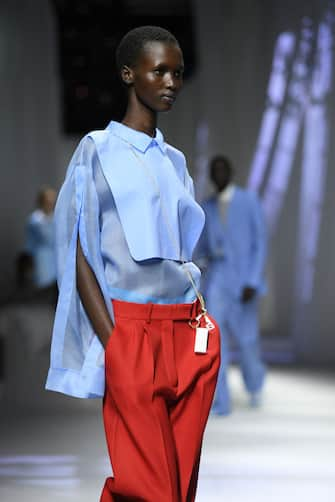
<box><xmin>121</xmin><ymin>65</ymin><xmax>134</xmax><ymax>86</ymax></box>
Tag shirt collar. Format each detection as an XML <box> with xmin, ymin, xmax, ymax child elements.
<box><xmin>219</xmin><ymin>184</ymin><xmax>236</xmax><ymax>204</ymax></box>
<box><xmin>106</xmin><ymin>120</ymin><xmax>166</xmax><ymax>153</ymax></box>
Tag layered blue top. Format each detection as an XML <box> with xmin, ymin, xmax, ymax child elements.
<box><xmin>46</xmin><ymin>121</ymin><xmax>205</xmax><ymax>398</ymax></box>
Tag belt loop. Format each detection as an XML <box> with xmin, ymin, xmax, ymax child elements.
<box><xmin>146</xmin><ymin>303</ymin><xmax>154</xmax><ymax>324</ymax></box>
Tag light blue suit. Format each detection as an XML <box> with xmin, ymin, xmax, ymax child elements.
<box><xmin>198</xmin><ymin>186</ymin><xmax>267</xmax><ymax>414</ymax></box>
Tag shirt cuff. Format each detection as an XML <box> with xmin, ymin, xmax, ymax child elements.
<box><xmin>45</xmin><ymin>365</ymin><xmax>105</xmax><ymax>399</ymax></box>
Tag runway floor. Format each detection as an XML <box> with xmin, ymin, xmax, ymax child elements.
<box><xmin>0</xmin><ymin>367</ymin><xmax>334</xmax><ymax>501</ymax></box>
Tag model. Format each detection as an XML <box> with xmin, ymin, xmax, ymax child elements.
<box><xmin>46</xmin><ymin>26</ymin><xmax>220</xmax><ymax>502</ymax></box>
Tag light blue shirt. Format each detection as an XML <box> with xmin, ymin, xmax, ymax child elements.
<box><xmin>25</xmin><ymin>210</ymin><xmax>56</xmax><ymax>287</ymax></box>
<box><xmin>46</xmin><ymin>121</ymin><xmax>205</xmax><ymax>398</ymax></box>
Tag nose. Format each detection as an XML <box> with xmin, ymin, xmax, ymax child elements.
<box><xmin>165</xmin><ymin>72</ymin><xmax>178</xmax><ymax>91</ymax></box>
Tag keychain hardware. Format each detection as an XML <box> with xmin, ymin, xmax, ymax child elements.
<box><xmin>188</xmin><ymin>308</ymin><xmax>207</xmax><ymax>329</ymax></box>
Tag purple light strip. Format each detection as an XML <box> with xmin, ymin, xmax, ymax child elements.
<box><xmin>262</xmin><ymin>19</ymin><xmax>314</xmax><ymax>234</ymax></box>
<box><xmin>248</xmin><ymin>33</ymin><xmax>296</xmax><ymax>192</ymax></box>
<box><xmin>294</xmin><ymin>13</ymin><xmax>334</xmax><ymax>306</ymax></box>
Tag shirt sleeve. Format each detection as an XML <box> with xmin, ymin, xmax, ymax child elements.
<box><xmin>45</xmin><ymin>136</ymin><xmax>113</xmax><ymax>399</ymax></box>
<box><xmin>246</xmin><ymin>193</ymin><xmax>268</xmax><ymax>290</ymax></box>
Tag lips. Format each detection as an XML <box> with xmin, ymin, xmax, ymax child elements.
<box><xmin>161</xmin><ymin>94</ymin><xmax>176</xmax><ymax>104</ymax></box>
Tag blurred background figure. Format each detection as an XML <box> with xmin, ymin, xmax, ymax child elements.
<box><xmin>25</xmin><ymin>187</ymin><xmax>57</xmax><ymax>290</ymax></box>
<box><xmin>198</xmin><ymin>155</ymin><xmax>267</xmax><ymax>415</ymax></box>
<box><xmin>0</xmin><ymin>188</ymin><xmax>58</xmax><ymax>409</ymax></box>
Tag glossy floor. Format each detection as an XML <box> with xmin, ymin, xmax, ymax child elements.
<box><xmin>0</xmin><ymin>367</ymin><xmax>334</xmax><ymax>501</ymax></box>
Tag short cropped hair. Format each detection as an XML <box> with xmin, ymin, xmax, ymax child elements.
<box><xmin>116</xmin><ymin>25</ymin><xmax>179</xmax><ymax>74</ymax></box>
<box><xmin>210</xmin><ymin>155</ymin><xmax>233</xmax><ymax>179</ymax></box>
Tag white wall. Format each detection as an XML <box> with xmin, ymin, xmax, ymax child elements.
<box><xmin>0</xmin><ymin>0</ymin><xmax>77</xmax><ymax>301</ymax></box>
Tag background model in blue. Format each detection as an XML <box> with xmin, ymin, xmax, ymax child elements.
<box><xmin>197</xmin><ymin>155</ymin><xmax>267</xmax><ymax>415</ymax></box>
<box><xmin>25</xmin><ymin>187</ymin><xmax>57</xmax><ymax>288</ymax></box>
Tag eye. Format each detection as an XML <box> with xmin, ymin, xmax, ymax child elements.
<box><xmin>154</xmin><ymin>68</ymin><xmax>164</xmax><ymax>76</ymax></box>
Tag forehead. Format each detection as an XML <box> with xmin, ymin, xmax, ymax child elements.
<box><xmin>136</xmin><ymin>41</ymin><xmax>183</xmax><ymax>67</ymax></box>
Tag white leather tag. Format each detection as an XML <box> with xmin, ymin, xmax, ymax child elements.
<box><xmin>194</xmin><ymin>327</ymin><xmax>208</xmax><ymax>353</ymax></box>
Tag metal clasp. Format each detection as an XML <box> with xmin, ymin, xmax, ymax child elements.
<box><xmin>188</xmin><ymin>308</ymin><xmax>207</xmax><ymax>329</ymax></box>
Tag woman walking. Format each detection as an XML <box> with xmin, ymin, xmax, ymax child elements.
<box><xmin>46</xmin><ymin>26</ymin><xmax>220</xmax><ymax>501</ymax></box>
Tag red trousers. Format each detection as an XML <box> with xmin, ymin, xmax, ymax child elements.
<box><xmin>101</xmin><ymin>299</ymin><xmax>220</xmax><ymax>502</ymax></box>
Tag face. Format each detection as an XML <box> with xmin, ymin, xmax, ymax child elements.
<box><xmin>123</xmin><ymin>41</ymin><xmax>184</xmax><ymax>112</ymax></box>
<box><xmin>211</xmin><ymin>161</ymin><xmax>232</xmax><ymax>192</ymax></box>
<box><xmin>40</xmin><ymin>189</ymin><xmax>57</xmax><ymax>214</ymax></box>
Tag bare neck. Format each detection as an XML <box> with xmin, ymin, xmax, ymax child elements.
<box><xmin>122</xmin><ymin>95</ymin><xmax>157</xmax><ymax>137</ymax></box>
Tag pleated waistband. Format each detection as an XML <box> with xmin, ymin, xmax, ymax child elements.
<box><xmin>112</xmin><ymin>298</ymin><xmax>200</xmax><ymax>321</ymax></box>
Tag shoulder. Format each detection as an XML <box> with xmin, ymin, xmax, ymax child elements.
<box><xmin>235</xmin><ymin>186</ymin><xmax>259</xmax><ymax>203</ymax></box>
<box><xmin>78</xmin><ymin>130</ymin><xmax>109</xmax><ymax>156</ymax></box>
<box><xmin>65</xmin><ymin>131</ymin><xmax>112</xmax><ymax>179</ymax></box>
<box><xmin>75</xmin><ymin>129</ymin><xmax>120</xmax><ymax>158</ymax></box>
<box><xmin>28</xmin><ymin>209</ymin><xmax>45</xmax><ymax>225</ymax></box>
<box><xmin>165</xmin><ymin>143</ymin><xmax>191</xmax><ymax>187</ymax></box>
<box><xmin>86</xmin><ymin>129</ymin><xmax>110</xmax><ymax>146</ymax></box>
<box><xmin>165</xmin><ymin>143</ymin><xmax>186</xmax><ymax>170</ymax></box>
<box><xmin>165</xmin><ymin>143</ymin><xmax>186</xmax><ymax>164</ymax></box>
<box><xmin>86</xmin><ymin>128</ymin><xmax>130</xmax><ymax>164</ymax></box>
<box><xmin>236</xmin><ymin>188</ymin><xmax>263</xmax><ymax>218</ymax></box>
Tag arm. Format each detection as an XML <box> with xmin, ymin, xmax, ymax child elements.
<box><xmin>76</xmin><ymin>238</ymin><xmax>113</xmax><ymax>349</ymax></box>
<box><xmin>242</xmin><ymin>194</ymin><xmax>267</xmax><ymax>302</ymax></box>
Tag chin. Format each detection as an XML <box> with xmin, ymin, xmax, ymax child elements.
<box><xmin>159</xmin><ymin>103</ymin><xmax>174</xmax><ymax>112</ymax></box>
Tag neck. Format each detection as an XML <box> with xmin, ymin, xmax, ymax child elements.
<box><xmin>122</xmin><ymin>98</ymin><xmax>157</xmax><ymax>137</ymax></box>
<box><xmin>217</xmin><ymin>184</ymin><xmax>231</xmax><ymax>194</ymax></box>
